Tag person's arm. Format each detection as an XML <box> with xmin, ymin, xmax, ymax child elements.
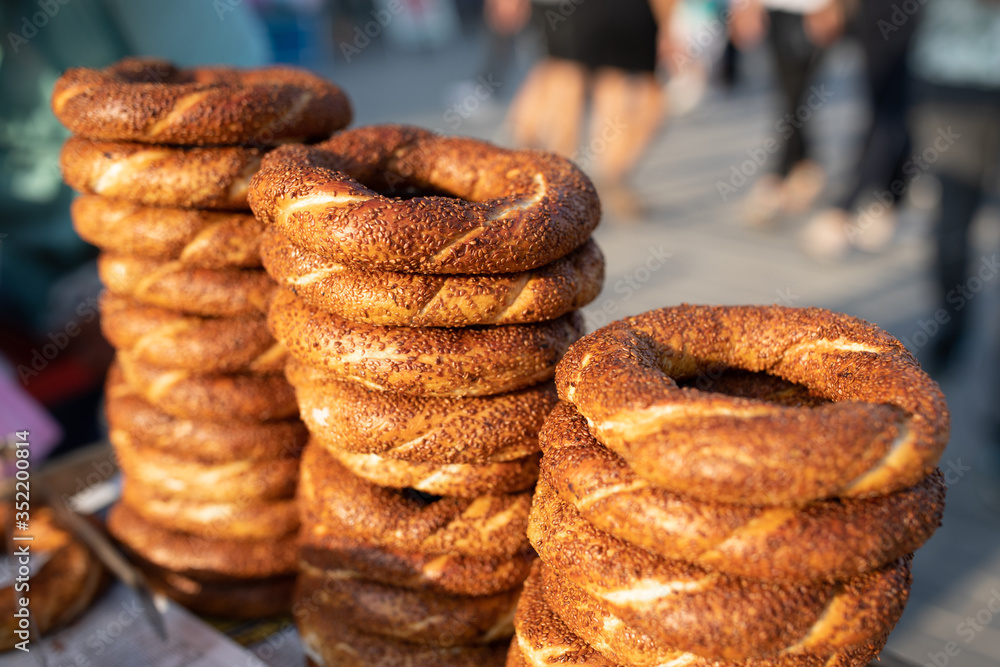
<box><xmin>804</xmin><ymin>0</ymin><xmax>846</xmax><ymax>48</ymax></box>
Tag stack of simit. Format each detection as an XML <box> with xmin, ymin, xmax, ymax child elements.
<box><xmin>248</xmin><ymin>124</ymin><xmax>604</xmax><ymax>665</ymax></box>
<box><xmin>52</xmin><ymin>57</ymin><xmax>351</xmax><ymax>617</ymax></box>
<box><xmin>510</xmin><ymin>305</ymin><xmax>950</xmax><ymax>666</ymax></box>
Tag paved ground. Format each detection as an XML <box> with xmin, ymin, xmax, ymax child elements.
<box><xmin>318</xmin><ymin>34</ymin><xmax>1000</xmax><ymax>666</ymax></box>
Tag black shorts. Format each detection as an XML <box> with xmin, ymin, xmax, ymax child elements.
<box><xmin>533</xmin><ymin>0</ymin><xmax>659</xmax><ymax>74</ymax></box>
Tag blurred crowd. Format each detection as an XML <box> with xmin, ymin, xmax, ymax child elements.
<box><xmin>1</xmin><ymin>0</ymin><xmax>998</xmax><ymax>459</ymax></box>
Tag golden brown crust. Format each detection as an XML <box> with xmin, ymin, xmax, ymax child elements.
<box><xmin>105</xmin><ymin>365</ymin><xmax>306</xmax><ymax>463</ymax></box>
<box><xmin>299</xmin><ymin>442</ymin><xmax>532</xmax><ymax>558</ymax></box>
<box><xmin>261</xmin><ymin>226</ymin><xmax>604</xmax><ymax>326</ymax></box>
<box><xmin>288</xmin><ymin>360</ymin><xmax>554</xmax><ymax>463</ymax></box>
<box><xmin>556</xmin><ymin>305</ymin><xmax>950</xmax><ymax>505</ymax></box>
<box><xmin>120</xmin><ymin>482</ymin><xmax>299</xmax><ymax>540</ymax></box>
<box><xmin>99</xmin><ymin>253</ymin><xmax>276</xmax><ymax>317</ymax></box>
<box><xmin>295</xmin><ymin>604</ymin><xmax>509</xmax><ymax>667</ymax></box>
<box><xmin>116</xmin><ymin>355</ymin><xmax>298</xmax><ymax>422</ymax></box>
<box><xmin>52</xmin><ymin>57</ymin><xmax>351</xmax><ymax>145</ymax></box>
<box><xmin>112</xmin><ymin>428</ymin><xmax>298</xmax><ymax>502</ymax></box>
<box><xmin>299</xmin><ymin>531</ymin><xmax>536</xmax><ymax>597</ymax></box>
<box><xmin>100</xmin><ymin>292</ymin><xmax>284</xmax><ymax>373</ymax></box>
<box><xmin>107</xmin><ymin>502</ymin><xmax>297</xmax><ymax>580</ymax></box>
<box><xmin>541</xmin><ymin>402</ymin><xmax>945</xmax><ymax>582</ymax></box>
<box><xmin>528</xmin><ymin>479</ymin><xmax>911</xmax><ymax>660</ymax></box>
<box><xmin>323</xmin><ymin>448</ymin><xmax>539</xmax><ymax>497</ymax></box>
<box><xmin>61</xmin><ymin>137</ymin><xmax>263</xmax><ymax>209</ymax></box>
<box><xmin>73</xmin><ymin>196</ymin><xmax>264</xmax><ymax>268</ymax></box>
<box><xmin>144</xmin><ymin>566</ymin><xmax>294</xmax><ymax>619</ymax></box>
<box><xmin>248</xmin><ymin>125</ymin><xmax>600</xmax><ymax>274</ymax></box>
<box><xmin>270</xmin><ymin>288</ymin><xmax>583</xmax><ymax>396</ymax></box>
<box><xmin>0</xmin><ymin>511</ymin><xmax>106</xmax><ymax>650</ymax></box>
<box><xmin>296</xmin><ymin>562</ymin><xmax>518</xmax><ymax>646</ymax></box>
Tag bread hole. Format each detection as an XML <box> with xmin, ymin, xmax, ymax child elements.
<box><xmin>677</xmin><ymin>368</ymin><xmax>830</xmax><ymax>408</ymax></box>
<box><xmin>400</xmin><ymin>488</ymin><xmax>444</xmax><ymax>506</ymax></box>
<box><xmin>375</xmin><ymin>182</ymin><xmax>460</xmax><ymax>201</ymax></box>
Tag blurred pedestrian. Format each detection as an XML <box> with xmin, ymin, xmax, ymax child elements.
<box><xmin>488</xmin><ymin>0</ymin><xmax>678</xmax><ymax>219</ymax></box>
<box><xmin>907</xmin><ymin>0</ymin><xmax>1000</xmax><ymax>377</ymax></box>
<box><xmin>801</xmin><ymin>0</ymin><xmax>925</xmax><ymax>259</ymax></box>
<box><xmin>729</xmin><ymin>0</ymin><xmax>845</xmax><ymax>227</ymax></box>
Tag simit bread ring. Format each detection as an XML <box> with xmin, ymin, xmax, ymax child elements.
<box><xmin>61</xmin><ymin>137</ymin><xmax>263</xmax><ymax>209</ymax></box>
<box><xmin>105</xmin><ymin>365</ymin><xmax>306</xmax><ymax>462</ymax></box>
<box><xmin>248</xmin><ymin>124</ymin><xmax>600</xmax><ymax>274</ymax></box>
<box><xmin>270</xmin><ymin>288</ymin><xmax>583</xmax><ymax>396</ymax></box>
<box><xmin>98</xmin><ymin>253</ymin><xmax>276</xmax><ymax>317</ymax></box>
<box><xmin>0</xmin><ymin>509</ymin><xmax>106</xmax><ymax>650</ymax></box>
<box><xmin>506</xmin><ymin>563</ymin><xmax>885</xmax><ymax>667</ymax></box>
<box><xmin>528</xmin><ymin>478</ymin><xmax>911</xmax><ymax>660</ymax></box>
<box><xmin>556</xmin><ymin>305</ymin><xmax>950</xmax><ymax>505</ymax></box>
<box><xmin>100</xmin><ymin>292</ymin><xmax>284</xmax><ymax>373</ymax></box>
<box><xmin>139</xmin><ymin>562</ymin><xmax>293</xmax><ymax>619</ymax></box>
<box><xmin>52</xmin><ymin>57</ymin><xmax>351</xmax><ymax>145</ymax></box>
<box><xmin>121</xmin><ymin>482</ymin><xmax>298</xmax><ymax>541</ymax></box>
<box><xmin>73</xmin><ymin>196</ymin><xmax>263</xmax><ymax>268</ymax></box>
<box><xmin>115</xmin><ymin>356</ymin><xmax>298</xmax><ymax>422</ymax></box>
<box><xmin>323</xmin><ymin>448</ymin><xmax>540</xmax><ymax>497</ymax></box>
<box><xmin>541</xmin><ymin>402</ymin><xmax>945</xmax><ymax>582</ymax></box>
<box><xmin>107</xmin><ymin>502</ymin><xmax>296</xmax><ymax>581</ymax></box>
<box><xmin>287</xmin><ymin>359</ymin><xmax>554</xmax><ymax>463</ymax></box>
<box><xmin>299</xmin><ymin>531</ymin><xmax>535</xmax><ymax>598</ymax></box>
<box><xmin>295</xmin><ymin>603</ymin><xmax>508</xmax><ymax>667</ymax></box>
<box><xmin>260</xmin><ymin>226</ymin><xmax>603</xmax><ymax>327</ymax></box>
<box><xmin>112</xmin><ymin>427</ymin><xmax>298</xmax><ymax>502</ymax></box>
<box><xmin>297</xmin><ymin>562</ymin><xmax>518</xmax><ymax>646</ymax></box>
<box><xmin>299</xmin><ymin>442</ymin><xmax>531</xmax><ymax>558</ymax></box>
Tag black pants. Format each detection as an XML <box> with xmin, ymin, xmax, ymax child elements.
<box><xmin>767</xmin><ymin>11</ymin><xmax>823</xmax><ymax>177</ymax></box>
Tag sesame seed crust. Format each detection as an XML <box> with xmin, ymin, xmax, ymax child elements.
<box><xmin>52</xmin><ymin>57</ymin><xmax>351</xmax><ymax>146</ymax></box>
<box><xmin>555</xmin><ymin>305</ymin><xmax>950</xmax><ymax>505</ymax></box>
<box><xmin>248</xmin><ymin>125</ymin><xmax>600</xmax><ymax>274</ymax></box>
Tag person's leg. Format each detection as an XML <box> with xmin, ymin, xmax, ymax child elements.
<box><xmin>766</xmin><ymin>11</ymin><xmax>821</xmax><ymax>178</ymax></box>
<box><xmin>506</xmin><ymin>57</ymin><xmax>586</xmax><ymax>157</ymax></box>
<box><xmin>590</xmin><ymin>69</ymin><xmax>664</xmax><ymax>183</ymax></box>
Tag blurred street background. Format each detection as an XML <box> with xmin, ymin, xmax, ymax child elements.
<box><xmin>1</xmin><ymin>0</ymin><xmax>999</xmax><ymax>664</ymax></box>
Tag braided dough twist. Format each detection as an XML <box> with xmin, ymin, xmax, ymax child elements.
<box><xmin>248</xmin><ymin>125</ymin><xmax>600</xmax><ymax>274</ymax></box>
<box><xmin>541</xmin><ymin>402</ymin><xmax>944</xmax><ymax>581</ymax></box>
<box><xmin>100</xmin><ymin>293</ymin><xmax>284</xmax><ymax>372</ymax></box>
<box><xmin>261</xmin><ymin>226</ymin><xmax>604</xmax><ymax>326</ymax></box>
<box><xmin>300</xmin><ymin>443</ymin><xmax>532</xmax><ymax>559</ymax></box>
<box><xmin>61</xmin><ymin>137</ymin><xmax>263</xmax><ymax>209</ymax></box>
<box><xmin>99</xmin><ymin>253</ymin><xmax>276</xmax><ymax>317</ymax></box>
<box><xmin>296</xmin><ymin>563</ymin><xmax>518</xmax><ymax>646</ymax></box>
<box><xmin>73</xmin><ymin>196</ymin><xmax>263</xmax><ymax>268</ymax></box>
<box><xmin>270</xmin><ymin>288</ymin><xmax>583</xmax><ymax>397</ymax></box>
<box><xmin>556</xmin><ymin>305</ymin><xmax>949</xmax><ymax>505</ymax></box>
<box><xmin>52</xmin><ymin>57</ymin><xmax>351</xmax><ymax>145</ymax></box>
<box><xmin>528</xmin><ymin>479</ymin><xmax>911</xmax><ymax>660</ymax></box>
<box><xmin>287</xmin><ymin>359</ymin><xmax>554</xmax><ymax>463</ymax></box>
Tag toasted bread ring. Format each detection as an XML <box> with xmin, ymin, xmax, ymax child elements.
<box><xmin>296</xmin><ymin>562</ymin><xmax>518</xmax><ymax>646</ymax></box>
<box><xmin>556</xmin><ymin>305</ymin><xmax>950</xmax><ymax>505</ymax></box>
<box><xmin>528</xmin><ymin>478</ymin><xmax>911</xmax><ymax>660</ymax></box>
<box><xmin>287</xmin><ymin>359</ymin><xmax>554</xmax><ymax>464</ymax></box>
<box><xmin>100</xmin><ymin>292</ymin><xmax>284</xmax><ymax>373</ymax></box>
<box><xmin>300</xmin><ymin>443</ymin><xmax>531</xmax><ymax>559</ymax></box>
<box><xmin>52</xmin><ymin>57</ymin><xmax>350</xmax><ymax>145</ymax></box>
<box><xmin>61</xmin><ymin>137</ymin><xmax>263</xmax><ymax>210</ymax></box>
<box><xmin>270</xmin><ymin>288</ymin><xmax>583</xmax><ymax>397</ymax></box>
<box><xmin>73</xmin><ymin>196</ymin><xmax>264</xmax><ymax>268</ymax></box>
<box><xmin>98</xmin><ymin>253</ymin><xmax>276</xmax><ymax>317</ymax></box>
<box><xmin>248</xmin><ymin>125</ymin><xmax>600</xmax><ymax>274</ymax></box>
<box><xmin>260</xmin><ymin>226</ymin><xmax>603</xmax><ymax>326</ymax></box>
<box><xmin>540</xmin><ymin>402</ymin><xmax>945</xmax><ymax>582</ymax></box>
